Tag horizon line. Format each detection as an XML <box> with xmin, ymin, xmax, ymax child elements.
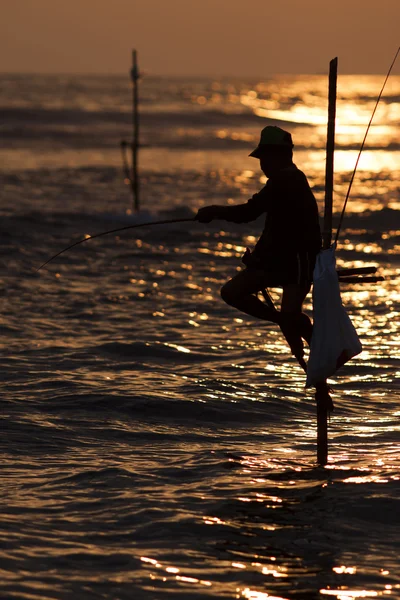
<box><xmin>0</xmin><ymin>70</ymin><xmax>397</xmax><ymax>79</ymax></box>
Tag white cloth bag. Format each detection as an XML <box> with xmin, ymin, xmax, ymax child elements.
<box><xmin>306</xmin><ymin>245</ymin><xmax>362</xmax><ymax>387</ymax></box>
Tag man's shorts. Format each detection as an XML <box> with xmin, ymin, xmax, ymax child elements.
<box><xmin>243</xmin><ymin>249</ymin><xmax>318</xmax><ymax>288</ymax></box>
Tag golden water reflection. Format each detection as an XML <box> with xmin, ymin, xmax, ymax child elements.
<box><xmin>301</xmin><ymin>150</ymin><xmax>400</xmax><ymax>174</ymax></box>
<box><xmin>140</xmin><ymin>556</ymin><xmax>212</xmax><ymax>588</ymax></box>
<box><xmin>333</xmin><ymin>566</ymin><xmax>357</xmax><ymax>575</ymax></box>
<box><xmin>320</xmin><ymin>590</ymin><xmax>380</xmax><ymax>598</ymax></box>
<box><xmin>239</xmin><ymin>590</ymin><xmax>287</xmax><ymax>600</ymax></box>
<box><xmin>319</xmin><ymin>588</ymin><xmax>399</xmax><ymax>598</ymax></box>
<box><xmin>237</xmin><ymin>75</ymin><xmax>399</xmax><ymax>129</ymax></box>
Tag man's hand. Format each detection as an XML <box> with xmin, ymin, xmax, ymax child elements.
<box><xmin>195</xmin><ymin>205</ymin><xmax>220</xmax><ymax>223</ymax></box>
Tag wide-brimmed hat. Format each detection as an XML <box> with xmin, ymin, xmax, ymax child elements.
<box><xmin>249</xmin><ymin>126</ymin><xmax>293</xmax><ymax>158</ymax></box>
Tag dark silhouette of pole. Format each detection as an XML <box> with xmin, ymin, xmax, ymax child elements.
<box><xmin>323</xmin><ymin>57</ymin><xmax>337</xmax><ymax>251</ymax></box>
<box><xmin>317</xmin><ymin>57</ymin><xmax>337</xmax><ymax>466</ymax></box>
<box><xmin>131</xmin><ymin>49</ymin><xmax>140</xmax><ymax>211</ymax></box>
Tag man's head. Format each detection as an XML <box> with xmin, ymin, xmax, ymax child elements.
<box><xmin>249</xmin><ymin>126</ymin><xmax>293</xmax><ymax>177</ymax></box>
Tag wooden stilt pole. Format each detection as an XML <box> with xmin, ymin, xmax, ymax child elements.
<box><xmin>317</xmin><ymin>57</ymin><xmax>338</xmax><ymax>466</ymax></box>
<box><xmin>131</xmin><ymin>50</ymin><xmax>140</xmax><ymax>212</ymax></box>
<box><xmin>323</xmin><ymin>57</ymin><xmax>337</xmax><ymax>250</ymax></box>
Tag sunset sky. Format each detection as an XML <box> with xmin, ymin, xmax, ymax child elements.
<box><xmin>1</xmin><ymin>0</ymin><xmax>399</xmax><ymax>76</ymax></box>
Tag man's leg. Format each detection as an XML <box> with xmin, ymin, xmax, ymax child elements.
<box><xmin>277</xmin><ymin>283</ymin><xmax>312</xmax><ymax>365</ymax></box>
<box><xmin>282</xmin><ymin>285</ymin><xmax>333</xmax><ymax>409</ymax></box>
<box><xmin>281</xmin><ymin>284</ymin><xmax>313</xmax><ymax>346</ymax></box>
<box><xmin>221</xmin><ymin>273</ymin><xmax>313</xmax><ymax>339</ymax></box>
<box><xmin>220</xmin><ymin>269</ymin><xmax>280</xmax><ymax>324</ymax></box>
<box><xmin>281</xmin><ymin>283</ymin><xmax>310</xmax><ymax>313</ymax></box>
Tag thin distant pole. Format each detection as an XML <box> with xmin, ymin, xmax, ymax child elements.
<box><xmin>317</xmin><ymin>57</ymin><xmax>337</xmax><ymax>467</ymax></box>
<box><xmin>131</xmin><ymin>49</ymin><xmax>140</xmax><ymax>211</ymax></box>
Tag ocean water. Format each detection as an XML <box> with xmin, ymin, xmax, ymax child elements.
<box><xmin>1</xmin><ymin>73</ymin><xmax>400</xmax><ymax>600</ymax></box>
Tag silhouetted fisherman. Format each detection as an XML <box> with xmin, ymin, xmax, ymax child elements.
<box><xmin>196</xmin><ymin>125</ymin><xmax>322</xmax><ymax>370</ymax></box>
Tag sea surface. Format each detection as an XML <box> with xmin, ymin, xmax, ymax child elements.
<box><xmin>1</xmin><ymin>73</ymin><xmax>400</xmax><ymax>600</ymax></box>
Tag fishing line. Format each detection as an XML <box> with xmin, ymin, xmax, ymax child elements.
<box><xmin>37</xmin><ymin>217</ymin><xmax>195</xmax><ymax>271</ymax></box>
<box><xmin>334</xmin><ymin>46</ymin><xmax>400</xmax><ymax>245</ymax></box>
<box><xmin>39</xmin><ymin>50</ymin><xmax>399</xmax><ymax>271</ymax></box>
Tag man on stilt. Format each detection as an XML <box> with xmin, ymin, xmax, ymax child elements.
<box><xmin>196</xmin><ymin>126</ymin><xmax>331</xmax><ymax>404</ymax></box>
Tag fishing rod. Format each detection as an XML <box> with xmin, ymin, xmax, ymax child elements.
<box><xmin>38</xmin><ymin>49</ymin><xmax>399</xmax><ymax>271</ymax></box>
<box><xmin>334</xmin><ymin>46</ymin><xmax>400</xmax><ymax>245</ymax></box>
<box><xmin>37</xmin><ymin>217</ymin><xmax>196</xmax><ymax>271</ymax></box>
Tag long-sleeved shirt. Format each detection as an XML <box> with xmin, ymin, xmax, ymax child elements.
<box><xmin>213</xmin><ymin>163</ymin><xmax>322</xmax><ymax>262</ymax></box>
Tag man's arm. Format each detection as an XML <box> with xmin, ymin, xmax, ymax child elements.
<box><xmin>195</xmin><ymin>188</ymin><xmax>269</xmax><ymax>223</ymax></box>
